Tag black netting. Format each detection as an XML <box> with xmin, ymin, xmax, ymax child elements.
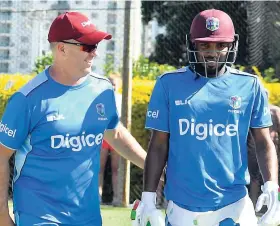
<box><xmin>142</xmin><ymin>1</ymin><xmax>280</xmax><ymax>73</ymax></box>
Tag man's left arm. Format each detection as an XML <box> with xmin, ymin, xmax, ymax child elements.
<box><xmin>270</xmin><ymin>106</ymin><xmax>280</xmax><ymax>147</ymax></box>
<box><xmin>251</xmin><ymin>127</ymin><xmax>278</xmax><ymax>183</ymax></box>
<box><xmin>250</xmin><ymin>79</ymin><xmax>280</xmax><ymax>225</ymax></box>
<box><xmin>104</xmin><ymin>123</ymin><xmax>146</xmax><ymax>169</ymax></box>
<box><xmin>252</xmin><ymin>127</ymin><xmax>280</xmax><ymax>226</ymax></box>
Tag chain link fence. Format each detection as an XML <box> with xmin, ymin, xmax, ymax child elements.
<box><xmin>142</xmin><ymin>1</ymin><xmax>280</xmax><ymax>71</ymax></box>
<box><xmin>2</xmin><ymin>1</ymin><xmax>280</xmax><ymax>205</ymax></box>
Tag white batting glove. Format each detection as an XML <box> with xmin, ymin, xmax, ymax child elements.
<box><xmin>131</xmin><ymin>192</ymin><xmax>165</xmax><ymax>226</ymax></box>
<box><xmin>255</xmin><ymin>181</ymin><xmax>280</xmax><ymax>226</ymax></box>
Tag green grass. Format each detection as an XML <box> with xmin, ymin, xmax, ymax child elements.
<box><xmin>9</xmin><ymin>202</ymin><xmax>132</xmax><ymax>226</ymax></box>
<box><xmin>101</xmin><ymin>205</ymin><xmax>132</xmax><ymax>226</ymax></box>
<box><xmin>8</xmin><ymin>202</ymin><xmax>264</xmax><ymax>226</ymax></box>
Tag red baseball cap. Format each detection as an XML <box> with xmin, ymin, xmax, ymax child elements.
<box><xmin>48</xmin><ymin>12</ymin><xmax>112</xmax><ymax>45</ymax></box>
<box><xmin>190</xmin><ymin>9</ymin><xmax>235</xmax><ymax>43</ymax></box>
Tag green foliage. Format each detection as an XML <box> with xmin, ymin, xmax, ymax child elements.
<box><xmin>265</xmin><ymin>83</ymin><xmax>280</xmax><ymax>106</ymax></box>
<box><xmin>263</xmin><ymin>67</ymin><xmax>279</xmax><ymax>83</ymax></box>
<box><xmin>234</xmin><ymin>65</ymin><xmax>280</xmax><ymax>83</ymax></box>
<box><xmin>131</xmin><ymin>79</ymin><xmax>155</xmax><ymax>150</ymax></box>
<box><xmin>104</xmin><ymin>54</ymin><xmax>116</xmax><ymax>77</ymax></box>
<box><xmin>130</xmin><ymin>79</ymin><xmax>156</xmax><ymax>202</ymax></box>
<box><xmin>133</xmin><ymin>55</ymin><xmax>176</xmax><ymax>80</ymax></box>
<box><xmin>103</xmin><ymin>55</ymin><xmax>176</xmax><ymax>80</ymax></box>
<box><xmin>0</xmin><ymin>74</ymin><xmax>33</xmax><ymax>118</ymax></box>
<box><xmin>33</xmin><ymin>53</ymin><xmax>53</xmax><ymax>74</ymax></box>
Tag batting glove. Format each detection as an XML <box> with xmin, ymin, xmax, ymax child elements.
<box><xmin>255</xmin><ymin>181</ymin><xmax>280</xmax><ymax>226</ymax></box>
<box><xmin>131</xmin><ymin>192</ymin><xmax>165</xmax><ymax>226</ymax></box>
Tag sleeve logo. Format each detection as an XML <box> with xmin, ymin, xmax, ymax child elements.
<box><xmin>96</xmin><ymin>103</ymin><xmax>108</xmax><ymax>121</ymax></box>
<box><xmin>147</xmin><ymin>110</ymin><xmax>159</xmax><ymax>119</ymax></box>
<box><xmin>0</xmin><ymin>121</ymin><xmax>17</xmax><ymax>137</ymax></box>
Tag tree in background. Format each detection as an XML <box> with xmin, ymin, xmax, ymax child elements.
<box><xmin>104</xmin><ymin>54</ymin><xmax>116</xmax><ymax>77</ymax></box>
<box><xmin>33</xmin><ymin>53</ymin><xmax>53</xmax><ymax>74</ymax></box>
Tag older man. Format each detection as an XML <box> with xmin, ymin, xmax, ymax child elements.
<box><xmin>0</xmin><ymin>12</ymin><xmax>146</xmax><ymax>226</ymax></box>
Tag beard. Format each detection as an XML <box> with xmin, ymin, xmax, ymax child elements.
<box><xmin>192</xmin><ymin>57</ymin><xmax>227</xmax><ymax>78</ymax></box>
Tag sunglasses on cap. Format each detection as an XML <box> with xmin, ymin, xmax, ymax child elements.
<box><xmin>61</xmin><ymin>41</ymin><xmax>98</xmax><ymax>53</ymax></box>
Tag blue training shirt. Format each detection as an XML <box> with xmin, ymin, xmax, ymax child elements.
<box><xmin>0</xmin><ymin>68</ymin><xmax>119</xmax><ymax>225</ymax></box>
<box><xmin>145</xmin><ymin>66</ymin><xmax>272</xmax><ymax>211</ymax></box>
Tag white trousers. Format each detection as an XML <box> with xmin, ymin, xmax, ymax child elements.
<box><xmin>166</xmin><ymin>195</ymin><xmax>258</xmax><ymax>226</ymax></box>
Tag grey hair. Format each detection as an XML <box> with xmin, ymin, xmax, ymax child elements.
<box><xmin>50</xmin><ymin>42</ymin><xmax>58</xmax><ymax>52</ymax></box>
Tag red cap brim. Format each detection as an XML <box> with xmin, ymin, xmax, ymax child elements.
<box><xmin>193</xmin><ymin>37</ymin><xmax>234</xmax><ymax>43</ymax></box>
<box><xmin>76</xmin><ymin>30</ymin><xmax>112</xmax><ymax>45</ymax></box>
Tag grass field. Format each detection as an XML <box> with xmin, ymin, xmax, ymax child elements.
<box><xmin>8</xmin><ymin>202</ymin><xmax>265</xmax><ymax>226</ymax></box>
<box><xmin>9</xmin><ymin>202</ymin><xmax>132</xmax><ymax>226</ymax></box>
<box><xmin>101</xmin><ymin>205</ymin><xmax>132</xmax><ymax>226</ymax></box>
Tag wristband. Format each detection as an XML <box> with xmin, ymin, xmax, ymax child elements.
<box><xmin>131</xmin><ymin>200</ymin><xmax>141</xmax><ymax>220</ymax></box>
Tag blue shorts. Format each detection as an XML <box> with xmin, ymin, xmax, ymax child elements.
<box><xmin>15</xmin><ymin>212</ymin><xmax>101</xmax><ymax>226</ymax></box>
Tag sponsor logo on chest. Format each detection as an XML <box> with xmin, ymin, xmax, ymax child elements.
<box><xmin>51</xmin><ymin>132</ymin><xmax>104</xmax><ymax>152</ymax></box>
<box><xmin>179</xmin><ymin>118</ymin><xmax>239</xmax><ymax>140</ymax></box>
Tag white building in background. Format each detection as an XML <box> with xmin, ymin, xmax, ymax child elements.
<box><xmin>0</xmin><ymin>1</ymin><xmax>14</xmax><ymax>73</ymax></box>
<box><xmin>0</xmin><ymin>0</ymin><xmax>142</xmax><ymax>75</ymax></box>
<box><xmin>142</xmin><ymin>18</ymin><xmax>165</xmax><ymax>58</ymax></box>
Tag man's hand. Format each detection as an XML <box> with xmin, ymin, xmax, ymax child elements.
<box><xmin>131</xmin><ymin>192</ymin><xmax>165</xmax><ymax>226</ymax></box>
<box><xmin>255</xmin><ymin>181</ymin><xmax>280</xmax><ymax>226</ymax></box>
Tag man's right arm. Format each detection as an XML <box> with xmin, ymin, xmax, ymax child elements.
<box><xmin>0</xmin><ymin>144</ymin><xmax>15</xmax><ymax>225</ymax></box>
<box><xmin>131</xmin><ymin>130</ymin><xmax>168</xmax><ymax>226</ymax></box>
<box><xmin>0</xmin><ymin>92</ymin><xmax>31</xmax><ymax>226</ymax></box>
<box><xmin>131</xmin><ymin>77</ymin><xmax>169</xmax><ymax>226</ymax></box>
<box><xmin>144</xmin><ymin>130</ymin><xmax>169</xmax><ymax>192</ymax></box>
